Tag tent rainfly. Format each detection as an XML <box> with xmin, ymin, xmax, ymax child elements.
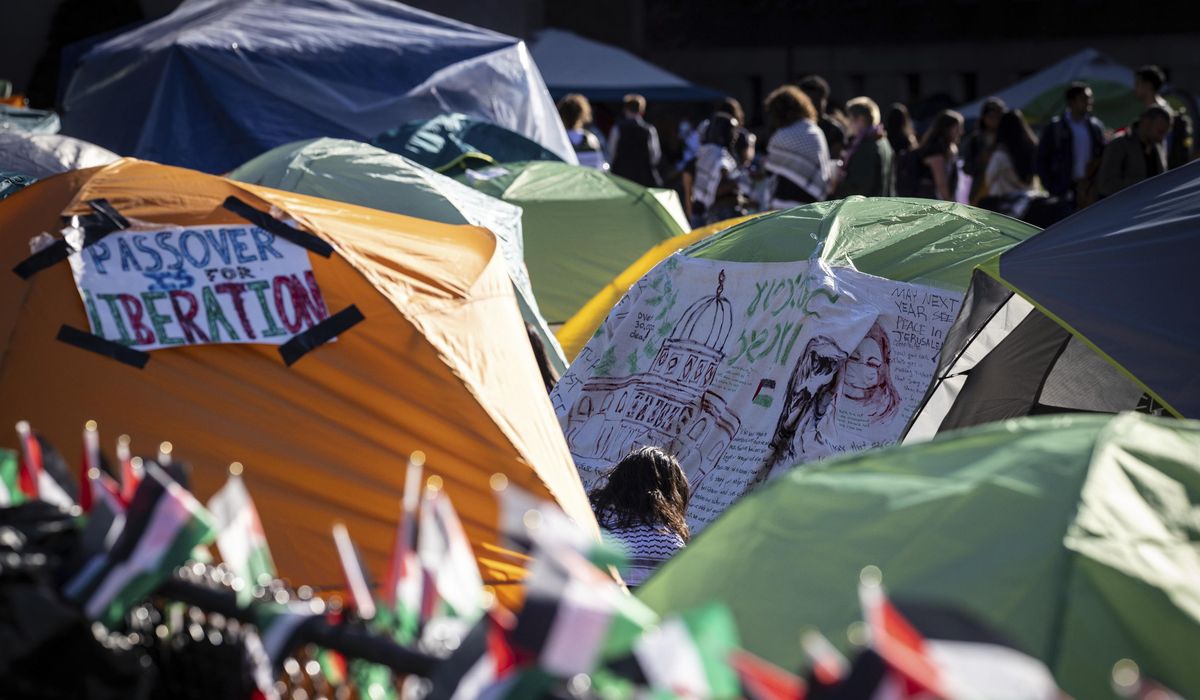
<box><xmin>0</xmin><ymin>159</ymin><xmax>596</xmax><ymax>601</ymax></box>
<box><xmin>61</xmin><ymin>0</ymin><xmax>575</xmax><ymax>173</ymax></box>
<box><xmin>904</xmin><ymin>159</ymin><xmax>1200</xmax><ymax>439</ymax></box>
<box><xmin>529</xmin><ymin>28</ymin><xmax>723</xmax><ymax>101</ymax></box>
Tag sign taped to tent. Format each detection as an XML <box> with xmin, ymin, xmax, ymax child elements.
<box><xmin>66</xmin><ymin>223</ymin><xmax>330</xmax><ymax>351</ymax></box>
<box><xmin>551</xmin><ymin>255</ymin><xmax>962</xmax><ymax>532</ymax></box>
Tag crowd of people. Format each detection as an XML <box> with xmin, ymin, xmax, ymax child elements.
<box><xmin>555</xmin><ymin>64</ymin><xmax>1194</xmax><ymax>230</ymax></box>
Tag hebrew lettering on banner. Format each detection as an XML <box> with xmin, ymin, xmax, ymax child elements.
<box><xmin>551</xmin><ymin>255</ymin><xmax>962</xmax><ymax>532</ymax></box>
<box><xmin>66</xmin><ymin>222</ymin><xmax>330</xmax><ymax>352</ymax></box>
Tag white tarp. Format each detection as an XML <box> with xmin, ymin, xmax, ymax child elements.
<box><xmin>0</xmin><ymin>131</ymin><xmax>118</xmax><ymax>179</ymax></box>
<box><xmin>552</xmin><ymin>255</ymin><xmax>962</xmax><ymax>531</ymax></box>
<box><xmin>67</xmin><ymin>223</ymin><xmax>328</xmax><ymax>351</ymax></box>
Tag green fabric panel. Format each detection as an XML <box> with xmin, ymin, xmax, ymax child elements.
<box><xmin>686</xmin><ymin>197</ymin><xmax>1037</xmax><ymax>291</ymax></box>
<box><xmin>459</xmin><ymin>161</ymin><xmax>686</xmax><ymax>323</ymax></box>
<box><xmin>637</xmin><ymin>413</ymin><xmax>1200</xmax><ymax>698</ymax></box>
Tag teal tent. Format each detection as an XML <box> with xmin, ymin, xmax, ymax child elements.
<box><xmin>230</xmin><ymin>137</ymin><xmax>566</xmax><ymax>372</ymax></box>
<box><xmin>638</xmin><ymin>412</ymin><xmax>1200</xmax><ymax>700</ymax></box>
<box><xmin>374</xmin><ymin>113</ymin><xmax>563</xmax><ymax>175</ymax></box>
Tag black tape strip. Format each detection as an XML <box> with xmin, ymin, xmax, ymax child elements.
<box><xmin>14</xmin><ymin>200</ymin><xmax>129</xmax><ymax>280</ymax></box>
<box><xmin>12</xmin><ymin>240</ymin><xmax>72</xmax><ymax>279</ymax></box>
<box><xmin>221</xmin><ymin>196</ymin><xmax>334</xmax><ymax>258</ymax></box>
<box><xmin>278</xmin><ymin>305</ymin><xmax>364</xmax><ymax>367</ymax></box>
<box><xmin>87</xmin><ymin>198</ymin><xmax>130</xmax><ymax>229</ymax></box>
<box><xmin>56</xmin><ymin>326</ymin><xmax>150</xmax><ymax>369</ymax></box>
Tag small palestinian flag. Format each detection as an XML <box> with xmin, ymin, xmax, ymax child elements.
<box><xmin>731</xmin><ymin>649</ymin><xmax>807</xmax><ymax>700</ymax></box>
<box><xmin>494</xmin><ymin>478</ymin><xmax>624</xmax><ymax>571</ymax></box>
<box><xmin>605</xmin><ymin>603</ymin><xmax>742</xmax><ymax>699</ymax></box>
<box><xmin>801</xmin><ymin>628</ymin><xmax>849</xmax><ymax>688</ymax></box>
<box><xmin>0</xmin><ymin>449</ymin><xmax>26</xmax><ymax>506</ymax></box>
<box><xmin>64</xmin><ymin>464</ymin><xmax>215</xmax><ymax>626</ymax></box>
<box><xmin>255</xmin><ymin>599</ymin><xmax>322</xmax><ymax>672</ymax></box>
<box><xmin>856</xmin><ymin>579</ymin><xmax>1060</xmax><ymax>700</ymax></box>
<box><xmin>382</xmin><ymin>452</ymin><xmax>424</xmax><ymax>643</ymax></box>
<box><xmin>418</xmin><ymin>484</ymin><xmax>485</xmax><ymax>628</ymax></box>
<box><xmin>332</xmin><ymin>522</ymin><xmax>377</xmax><ymax>621</ymax></box>
<box><xmin>79</xmin><ymin>421</ymin><xmax>102</xmax><ymax>512</ymax></box>
<box><xmin>117</xmin><ymin>434</ymin><xmax>140</xmax><ymax>503</ymax></box>
<box><xmin>511</xmin><ymin>544</ymin><xmax>656</xmax><ymax>677</ymax></box>
<box><xmin>15</xmin><ymin>421</ymin><xmax>73</xmax><ymax>508</ymax></box>
<box><xmin>426</xmin><ymin>613</ymin><xmax>519</xmax><ymax>700</ymax></box>
<box><xmin>208</xmin><ymin>468</ymin><xmax>276</xmax><ymax>603</ymax></box>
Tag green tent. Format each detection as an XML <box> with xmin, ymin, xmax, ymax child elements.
<box><xmin>638</xmin><ymin>412</ymin><xmax>1200</xmax><ymax>700</ymax></box>
<box><xmin>457</xmin><ymin>161</ymin><xmax>689</xmax><ymax>324</ymax></box>
<box><xmin>373</xmin><ymin>113</ymin><xmax>563</xmax><ymax>175</ymax></box>
<box><xmin>230</xmin><ymin>137</ymin><xmax>567</xmax><ymax>372</ymax></box>
<box><xmin>684</xmin><ymin>196</ymin><xmax>1036</xmax><ymax>287</ymax></box>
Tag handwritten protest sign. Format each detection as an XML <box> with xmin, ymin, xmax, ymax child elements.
<box><xmin>66</xmin><ymin>223</ymin><xmax>329</xmax><ymax>351</ymax></box>
<box><xmin>551</xmin><ymin>255</ymin><xmax>962</xmax><ymax>532</ymax></box>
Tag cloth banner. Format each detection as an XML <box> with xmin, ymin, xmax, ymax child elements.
<box><xmin>551</xmin><ymin>255</ymin><xmax>962</xmax><ymax>531</ymax></box>
<box><xmin>67</xmin><ymin>222</ymin><xmax>329</xmax><ymax>351</ymax></box>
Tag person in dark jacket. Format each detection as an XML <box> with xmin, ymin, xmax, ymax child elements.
<box><xmin>799</xmin><ymin>75</ymin><xmax>847</xmax><ymax>161</ymax></box>
<box><xmin>1133</xmin><ymin>64</ymin><xmax>1193</xmax><ymax>169</ymax></box>
<box><xmin>832</xmin><ymin>96</ymin><xmax>894</xmax><ymax>198</ymax></box>
<box><xmin>1097</xmin><ymin>105</ymin><xmax>1172</xmax><ymax>198</ymax></box>
<box><xmin>1035</xmin><ymin>82</ymin><xmax>1106</xmax><ymax>211</ymax></box>
<box><xmin>607</xmin><ymin>93</ymin><xmax>662</xmax><ymax>187</ymax></box>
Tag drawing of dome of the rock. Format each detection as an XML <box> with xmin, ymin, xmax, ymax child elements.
<box><xmin>672</xmin><ymin>269</ymin><xmax>732</xmax><ymax>351</ymax></box>
<box><xmin>651</xmin><ymin>269</ymin><xmax>731</xmax><ymax>392</ymax></box>
<box><xmin>564</xmin><ymin>267</ymin><xmax>740</xmax><ymax>476</ymax></box>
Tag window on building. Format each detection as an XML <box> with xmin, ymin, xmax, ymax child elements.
<box><xmin>850</xmin><ymin>73</ymin><xmax>866</xmax><ymax>97</ymax></box>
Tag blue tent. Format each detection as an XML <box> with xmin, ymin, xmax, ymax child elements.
<box><xmin>60</xmin><ymin>0</ymin><xmax>574</xmax><ymax>174</ymax></box>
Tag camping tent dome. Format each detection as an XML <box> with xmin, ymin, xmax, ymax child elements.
<box><xmin>0</xmin><ymin>131</ymin><xmax>119</xmax><ymax>179</ymax></box>
<box><xmin>60</xmin><ymin>0</ymin><xmax>574</xmax><ymax>174</ymax></box>
<box><xmin>551</xmin><ymin>197</ymin><xmax>1038</xmax><ymax>535</ymax></box>
<box><xmin>529</xmin><ymin>28</ymin><xmax>722</xmax><ymax>102</ymax></box>
<box><xmin>457</xmin><ymin>160</ymin><xmax>690</xmax><ymax>324</ymax></box>
<box><xmin>0</xmin><ymin>158</ymin><xmax>595</xmax><ymax>599</ymax></box>
<box><xmin>230</xmin><ymin>137</ymin><xmax>567</xmax><ymax>373</ymax></box>
<box><xmin>637</xmin><ymin>412</ymin><xmax>1200</xmax><ymax>700</ymax></box>
<box><xmin>904</xmin><ymin>159</ymin><xmax>1200</xmax><ymax>440</ymax></box>
<box><xmin>373</xmin><ymin>113</ymin><xmax>564</xmax><ymax>175</ymax></box>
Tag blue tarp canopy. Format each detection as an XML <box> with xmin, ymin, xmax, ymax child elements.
<box><xmin>60</xmin><ymin>0</ymin><xmax>574</xmax><ymax>173</ymax></box>
<box><xmin>529</xmin><ymin>29</ymin><xmax>723</xmax><ymax>102</ymax></box>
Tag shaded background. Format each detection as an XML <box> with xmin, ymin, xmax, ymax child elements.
<box><xmin>6</xmin><ymin>0</ymin><xmax>1200</xmax><ymax>126</ymax></box>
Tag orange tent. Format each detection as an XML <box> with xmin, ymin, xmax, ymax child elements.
<box><xmin>0</xmin><ymin>159</ymin><xmax>595</xmax><ymax>595</ymax></box>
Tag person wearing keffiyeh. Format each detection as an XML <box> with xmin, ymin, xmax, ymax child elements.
<box><xmin>763</xmin><ymin>85</ymin><xmax>832</xmax><ymax>208</ymax></box>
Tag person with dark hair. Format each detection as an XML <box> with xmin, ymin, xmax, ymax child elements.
<box><xmin>764</xmin><ymin>85</ymin><xmax>832</xmax><ymax>207</ymax></box>
<box><xmin>526</xmin><ymin>322</ymin><xmax>560</xmax><ymax>394</ymax></box>
<box><xmin>589</xmin><ymin>446</ymin><xmax>690</xmax><ymax>585</ymax></box>
<box><xmin>975</xmin><ymin>110</ymin><xmax>1060</xmax><ymax>224</ymax></box>
<box><xmin>885</xmin><ymin>103</ymin><xmax>918</xmax><ymax>158</ymax></box>
<box><xmin>1135</xmin><ymin>65</ymin><xmax>1169</xmax><ymax>109</ymax></box>
<box><xmin>1097</xmin><ymin>105</ymin><xmax>1173</xmax><ymax>198</ymax></box>
<box><xmin>831</xmin><ymin>96</ymin><xmax>894</xmax><ymax>198</ymax></box>
<box><xmin>1132</xmin><ymin>64</ymin><xmax>1192</xmax><ymax>170</ymax></box>
<box><xmin>1035</xmin><ymin>82</ymin><xmax>1105</xmax><ymax>210</ymax></box>
<box><xmin>716</xmin><ymin>96</ymin><xmax>756</xmax><ymax>168</ymax></box>
<box><xmin>799</xmin><ymin>75</ymin><xmax>847</xmax><ymax>160</ymax></box>
<box><xmin>897</xmin><ymin>109</ymin><xmax>964</xmax><ymax>200</ymax></box>
<box><xmin>557</xmin><ymin>93</ymin><xmax>608</xmax><ymax>171</ymax></box>
<box><xmin>608</xmin><ymin>93</ymin><xmax>662</xmax><ymax>187</ymax></box>
<box><xmin>961</xmin><ymin>97</ymin><xmax>1007</xmax><ymax>202</ymax></box>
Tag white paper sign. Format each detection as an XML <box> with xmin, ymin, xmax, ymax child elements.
<box><xmin>550</xmin><ymin>255</ymin><xmax>962</xmax><ymax>532</ymax></box>
<box><xmin>67</xmin><ymin>223</ymin><xmax>329</xmax><ymax>351</ymax></box>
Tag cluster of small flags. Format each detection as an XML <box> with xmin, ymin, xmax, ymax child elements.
<box><xmin>0</xmin><ymin>419</ymin><xmax>1186</xmax><ymax>700</ymax></box>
